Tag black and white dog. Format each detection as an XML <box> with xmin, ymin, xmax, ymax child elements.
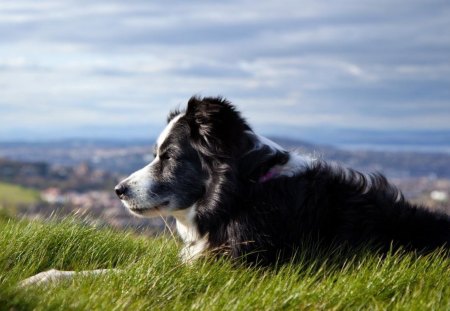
<box><xmin>115</xmin><ymin>96</ymin><xmax>449</xmax><ymax>265</ymax></box>
<box><xmin>20</xmin><ymin>96</ymin><xmax>449</xmax><ymax>286</ymax></box>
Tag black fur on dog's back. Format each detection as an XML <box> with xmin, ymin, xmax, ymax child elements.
<box><xmin>183</xmin><ymin>97</ymin><xmax>450</xmax><ymax>265</ymax></box>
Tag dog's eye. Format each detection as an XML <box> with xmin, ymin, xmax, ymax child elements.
<box><xmin>159</xmin><ymin>153</ymin><xmax>171</xmax><ymax>160</ymax></box>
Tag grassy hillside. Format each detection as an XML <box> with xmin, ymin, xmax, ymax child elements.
<box><xmin>0</xmin><ymin>182</ymin><xmax>41</xmax><ymax>207</ymax></box>
<box><xmin>0</xmin><ymin>217</ymin><xmax>449</xmax><ymax>310</ymax></box>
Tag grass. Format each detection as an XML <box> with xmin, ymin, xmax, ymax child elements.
<box><xmin>0</xmin><ymin>217</ymin><xmax>449</xmax><ymax>311</ymax></box>
<box><xmin>0</xmin><ymin>182</ymin><xmax>41</xmax><ymax>207</ymax></box>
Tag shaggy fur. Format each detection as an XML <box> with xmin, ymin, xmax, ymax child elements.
<box><xmin>117</xmin><ymin>96</ymin><xmax>450</xmax><ymax>265</ymax></box>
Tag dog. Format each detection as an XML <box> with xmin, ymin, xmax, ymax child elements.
<box><xmin>20</xmin><ymin>96</ymin><xmax>450</xmax><ymax>286</ymax></box>
<box><xmin>114</xmin><ymin>96</ymin><xmax>450</xmax><ymax>265</ymax></box>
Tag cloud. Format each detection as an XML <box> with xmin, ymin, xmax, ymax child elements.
<box><xmin>0</xmin><ymin>0</ymin><xmax>449</xmax><ymax>141</ymax></box>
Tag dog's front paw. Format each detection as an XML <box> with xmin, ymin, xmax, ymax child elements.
<box><xmin>18</xmin><ymin>269</ymin><xmax>75</xmax><ymax>288</ymax></box>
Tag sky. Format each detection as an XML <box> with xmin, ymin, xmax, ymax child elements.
<box><xmin>1</xmin><ymin>0</ymin><xmax>450</xmax><ymax>144</ymax></box>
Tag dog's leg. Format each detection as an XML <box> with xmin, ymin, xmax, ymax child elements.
<box><xmin>18</xmin><ymin>269</ymin><xmax>118</xmax><ymax>288</ymax></box>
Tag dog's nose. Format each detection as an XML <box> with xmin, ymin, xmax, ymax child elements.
<box><xmin>114</xmin><ymin>183</ymin><xmax>128</xmax><ymax>199</ymax></box>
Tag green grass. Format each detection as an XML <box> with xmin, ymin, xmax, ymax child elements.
<box><xmin>0</xmin><ymin>182</ymin><xmax>41</xmax><ymax>207</ymax></box>
<box><xmin>0</xmin><ymin>217</ymin><xmax>449</xmax><ymax>310</ymax></box>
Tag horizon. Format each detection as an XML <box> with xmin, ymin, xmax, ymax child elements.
<box><xmin>1</xmin><ymin>0</ymin><xmax>450</xmax><ymax>142</ymax></box>
<box><xmin>1</xmin><ymin>127</ymin><xmax>450</xmax><ymax>154</ymax></box>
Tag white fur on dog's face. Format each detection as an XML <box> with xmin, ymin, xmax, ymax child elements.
<box><xmin>118</xmin><ymin>159</ymin><xmax>163</xmax><ymax>217</ymax></box>
<box><xmin>117</xmin><ymin>113</ymin><xmax>205</xmax><ymax>218</ymax></box>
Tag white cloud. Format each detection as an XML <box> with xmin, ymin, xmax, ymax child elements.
<box><xmin>0</xmin><ymin>0</ymin><xmax>449</xmax><ymax>141</ymax></box>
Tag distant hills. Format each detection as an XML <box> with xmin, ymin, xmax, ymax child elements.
<box><xmin>259</xmin><ymin>126</ymin><xmax>450</xmax><ymax>153</ymax></box>
<box><xmin>2</xmin><ymin>127</ymin><xmax>450</xmax><ymax>153</ymax></box>
<box><xmin>271</xmin><ymin>137</ymin><xmax>450</xmax><ymax>179</ymax></box>
<box><xmin>0</xmin><ymin>137</ymin><xmax>449</xmax><ymax>178</ymax></box>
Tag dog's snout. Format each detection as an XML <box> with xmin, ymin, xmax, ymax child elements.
<box><xmin>114</xmin><ymin>183</ymin><xmax>128</xmax><ymax>199</ymax></box>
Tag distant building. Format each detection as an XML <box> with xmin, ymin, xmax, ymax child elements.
<box><xmin>74</xmin><ymin>162</ymin><xmax>91</xmax><ymax>178</ymax></box>
<box><xmin>41</xmin><ymin>188</ymin><xmax>65</xmax><ymax>204</ymax></box>
<box><xmin>430</xmin><ymin>190</ymin><xmax>448</xmax><ymax>202</ymax></box>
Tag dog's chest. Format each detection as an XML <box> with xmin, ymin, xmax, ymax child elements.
<box><xmin>173</xmin><ymin>208</ymin><xmax>209</xmax><ymax>263</ymax></box>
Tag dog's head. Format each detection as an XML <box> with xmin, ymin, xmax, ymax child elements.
<box><xmin>115</xmin><ymin>96</ymin><xmax>289</xmax><ymax>218</ymax></box>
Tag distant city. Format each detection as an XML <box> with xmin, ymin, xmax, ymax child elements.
<box><xmin>1</xmin><ymin>137</ymin><xmax>449</xmax><ymax>178</ymax></box>
<box><xmin>0</xmin><ymin>137</ymin><xmax>449</xmax><ymax>234</ymax></box>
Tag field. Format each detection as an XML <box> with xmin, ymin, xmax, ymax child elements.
<box><xmin>0</xmin><ymin>182</ymin><xmax>41</xmax><ymax>207</ymax></box>
<box><xmin>0</xmin><ymin>216</ymin><xmax>449</xmax><ymax>310</ymax></box>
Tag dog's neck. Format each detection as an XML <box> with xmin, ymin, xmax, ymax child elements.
<box><xmin>245</xmin><ymin>132</ymin><xmax>315</xmax><ymax>183</ymax></box>
<box><xmin>259</xmin><ymin>152</ymin><xmax>315</xmax><ymax>183</ymax></box>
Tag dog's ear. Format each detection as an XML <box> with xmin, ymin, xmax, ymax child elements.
<box><xmin>185</xmin><ymin>96</ymin><xmax>251</xmax><ymax>157</ymax></box>
<box><xmin>238</xmin><ymin>133</ymin><xmax>290</xmax><ymax>183</ymax></box>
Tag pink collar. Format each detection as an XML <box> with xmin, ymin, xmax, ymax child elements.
<box><xmin>259</xmin><ymin>168</ymin><xmax>280</xmax><ymax>183</ymax></box>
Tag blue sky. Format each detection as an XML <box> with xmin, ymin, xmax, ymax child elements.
<box><xmin>1</xmin><ymin>0</ymin><xmax>449</xmax><ymax>143</ymax></box>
